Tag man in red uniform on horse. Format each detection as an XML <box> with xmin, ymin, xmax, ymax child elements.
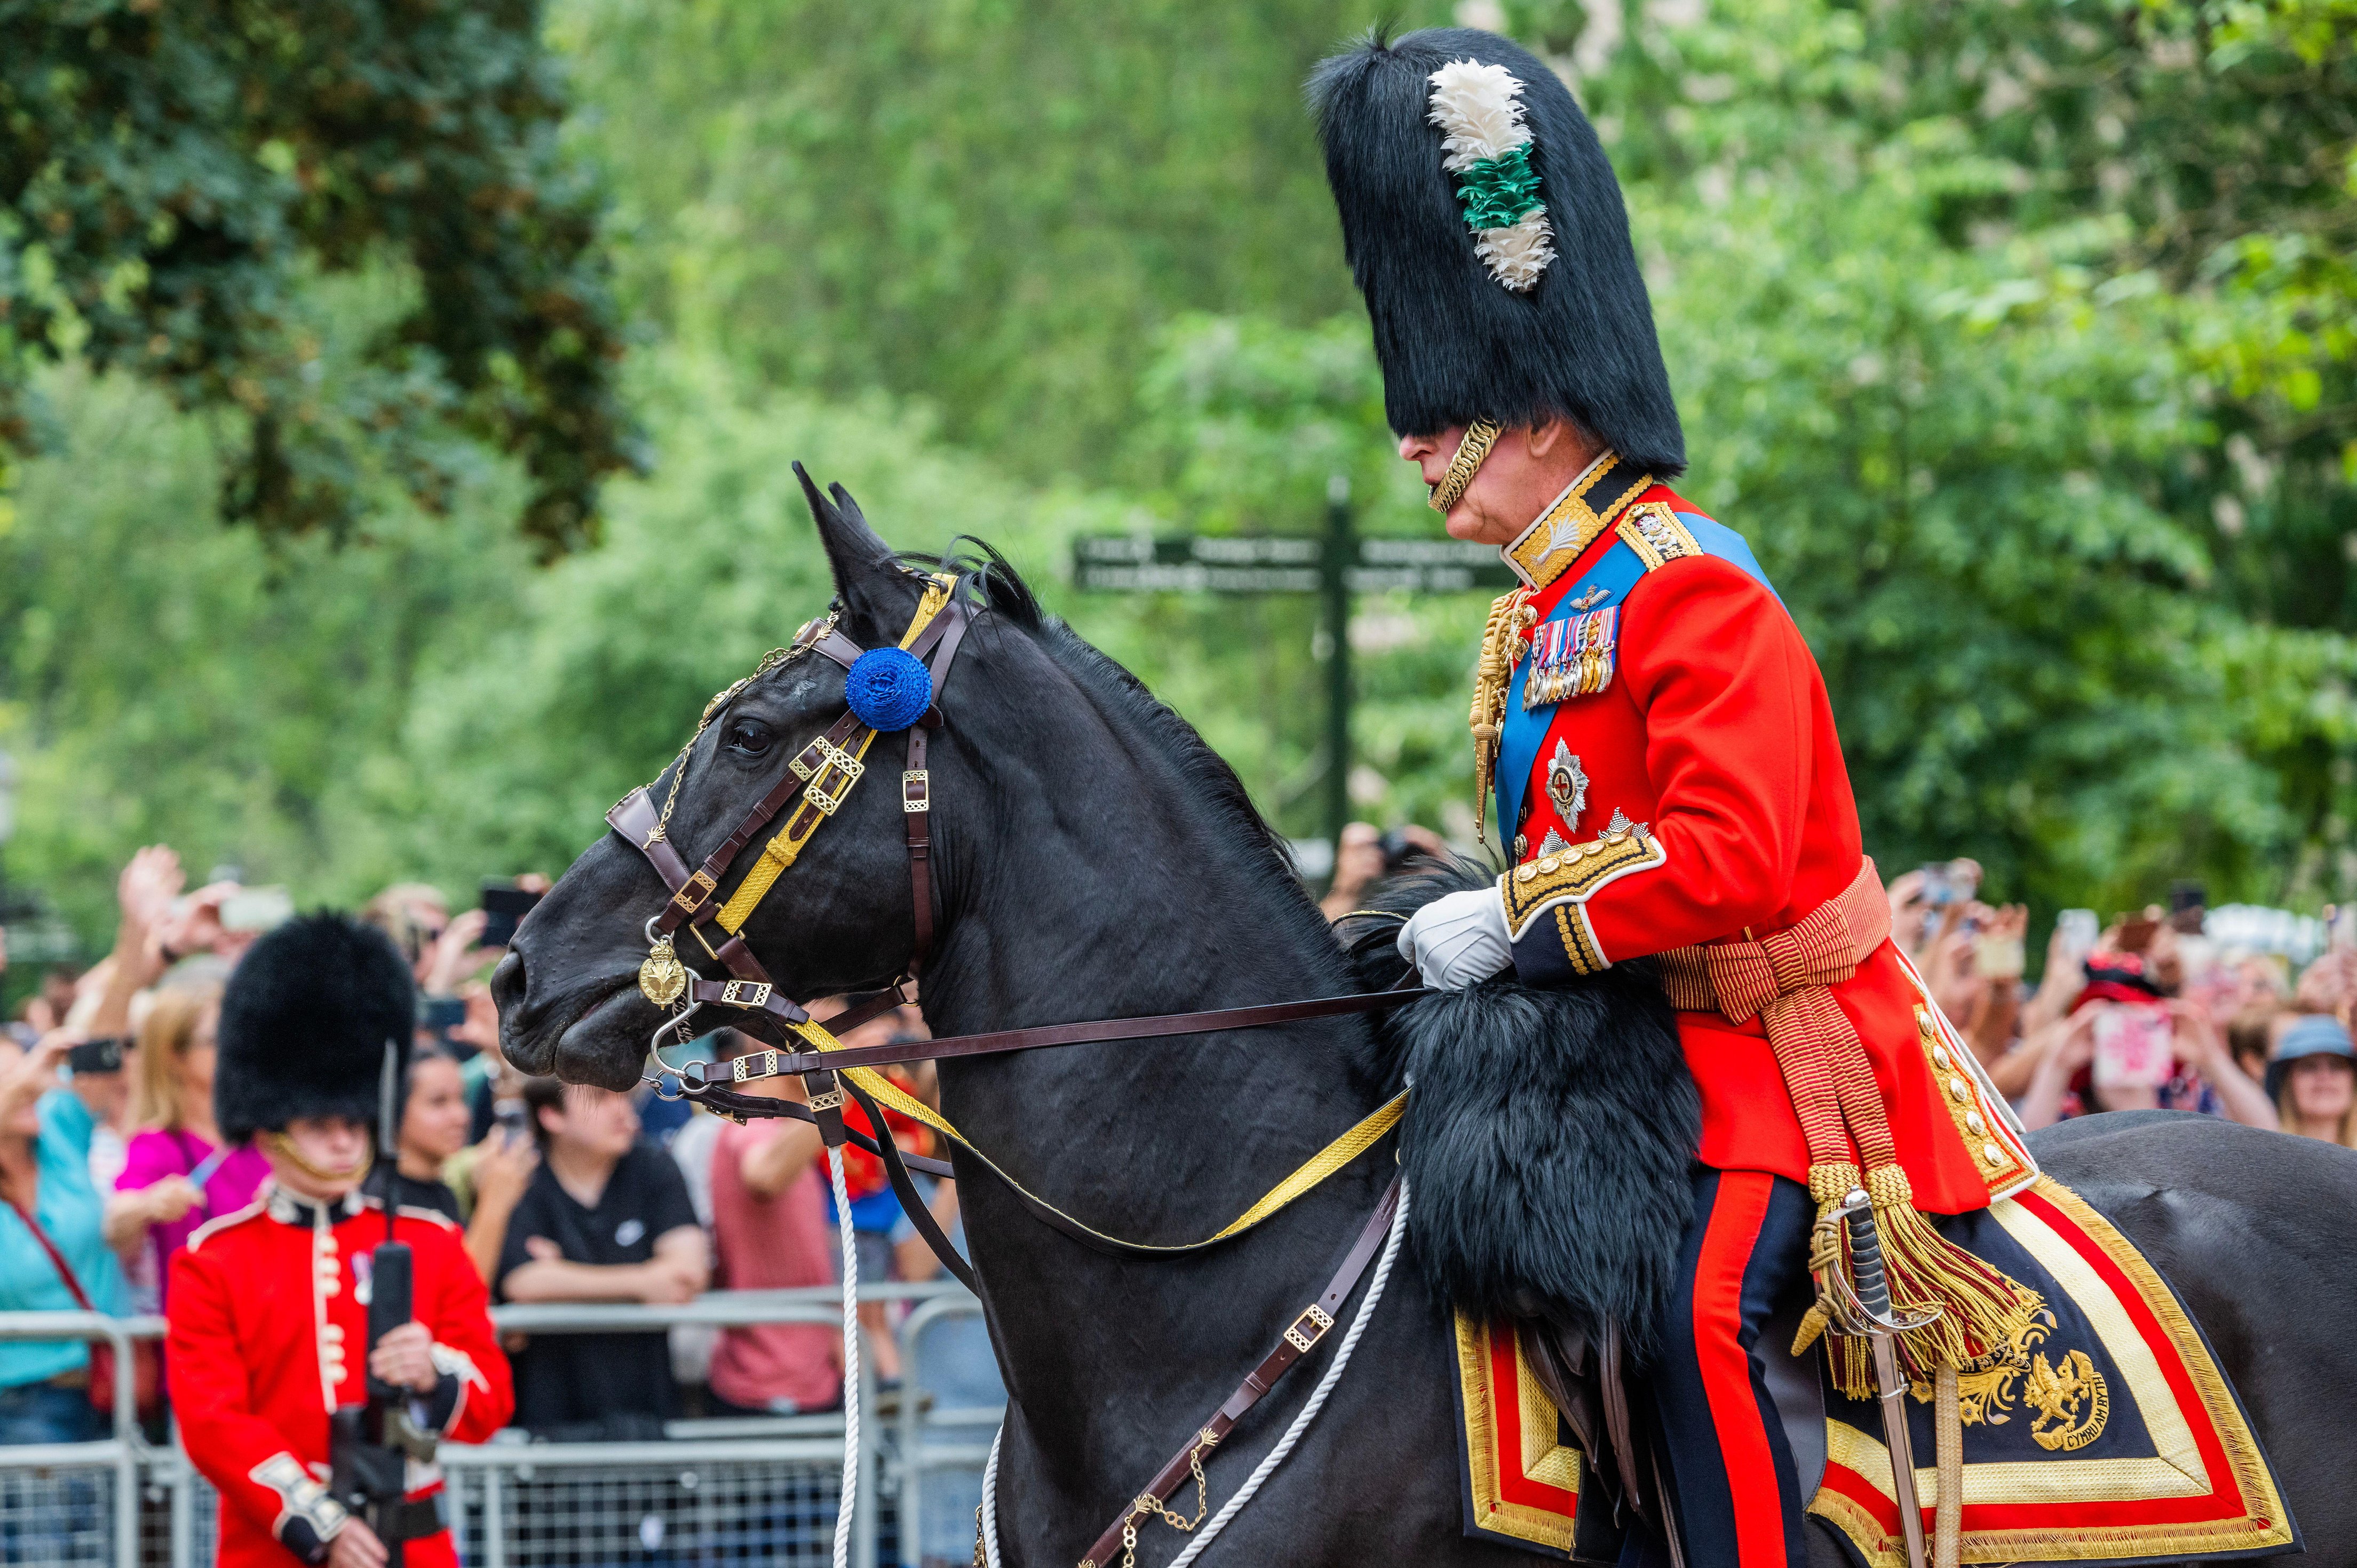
<box><xmin>1315</xmin><ymin>28</ymin><xmax>2039</xmax><ymax>1566</ymax></box>
<box><xmin>168</xmin><ymin>914</ymin><xmax>512</xmax><ymax>1568</ymax></box>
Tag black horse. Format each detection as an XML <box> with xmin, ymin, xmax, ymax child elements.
<box><xmin>495</xmin><ymin>484</ymin><xmax>2357</xmax><ymax>1566</ymax></box>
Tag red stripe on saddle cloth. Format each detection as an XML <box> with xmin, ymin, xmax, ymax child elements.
<box><xmin>1451</xmin><ymin>1312</ymin><xmax>1581</xmax><ymax>1553</ymax></box>
<box><xmin>1811</xmin><ymin>1176</ymin><xmax>2291</xmax><ymax>1568</ymax></box>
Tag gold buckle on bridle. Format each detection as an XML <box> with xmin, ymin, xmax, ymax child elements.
<box><xmin>804</xmin><ymin>741</ymin><xmax>865</xmax><ymax>815</ymax></box>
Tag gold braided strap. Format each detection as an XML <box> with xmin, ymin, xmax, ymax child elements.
<box><xmin>1662</xmin><ymin>858</ymin><xmax>2039</xmax><ymax>1399</ymax></box>
<box><xmin>1467</xmin><ymin>587</ymin><xmax>1530</xmax><ymax>846</ymax></box>
<box><xmin>1430</xmin><ymin>418</ymin><xmax>1502</xmax><ymax>513</ymax></box>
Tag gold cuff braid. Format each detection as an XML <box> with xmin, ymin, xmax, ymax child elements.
<box><xmin>1430</xmin><ymin>419</ymin><xmax>1502</xmax><ymax>514</ymax></box>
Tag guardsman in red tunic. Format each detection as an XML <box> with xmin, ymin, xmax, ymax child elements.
<box><xmin>1314</xmin><ymin>29</ymin><xmax>2038</xmax><ymax>1566</ymax></box>
<box><xmin>168</xmin><ymin>914</ymin><xmax>513</xmax><ymax>1568</ymax></box>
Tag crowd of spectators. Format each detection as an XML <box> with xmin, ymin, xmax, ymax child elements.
<box><xmin>1883</xmin><ymin>860</ymin><xmax>2355</xmax><ymax>1144</ymax></box>
<box><xmin>1319</xmin><ymin>827</ymin><xmax>2357</xmax><ymax>1152</ymax></box>
<box><xmin>7</xmin><ymin>834</ymin><xmax>2356</xmax><ymax>1454</ymax></box>
<box><xmin>0</xmin><ymin>844</ymin><xmax>967</xmax><ymax>1450</ymax></box>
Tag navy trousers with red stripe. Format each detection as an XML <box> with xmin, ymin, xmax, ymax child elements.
<box><xmin>1650</xmin><ymin>1168</ymin><xmax>1818</xmax><ymax>1568</ymax></box>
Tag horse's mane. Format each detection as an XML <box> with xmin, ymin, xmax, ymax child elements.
<box><xmin>916</xmin><ymin>541</ymin><xmax>1351</xmax><ymax>984</ymax></box>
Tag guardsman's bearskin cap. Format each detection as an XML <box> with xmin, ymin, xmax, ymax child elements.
<box><xmin>215</xmin><ymin>911</ymin><xmax>415</xmax><ymax>1144</ymax></box>
<box><xmin>1310</xmin><ymin>28</ymin><xmax>1685</xmax><ymax>475</ymax></box>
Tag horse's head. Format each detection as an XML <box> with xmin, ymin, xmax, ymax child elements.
<box><xmin>493</xmin><ymin>466</ymin><xmax>997</xmax><ymax>1089</ymax></box>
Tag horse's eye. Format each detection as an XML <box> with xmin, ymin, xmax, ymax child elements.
<box><xmin>723</xmin><ymin>718</ymin><xmax>774</xmax><ymax>757</ymax></box>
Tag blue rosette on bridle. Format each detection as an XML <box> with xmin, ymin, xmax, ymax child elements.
<box><xmin>845</xmin><ymin>646</ymin><xmax>933</xmax><ymax>732</ymax></box>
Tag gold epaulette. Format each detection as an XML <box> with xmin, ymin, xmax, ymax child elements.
<box><xmin>1616</xmin><ymin>502</ymin><xmax>1702</xmax><ymax>570</ymax></box>
<box><xmin>1499</xmin><ymin>814</ymin><xmax>1667</xmax><ymax>941</ymax></box>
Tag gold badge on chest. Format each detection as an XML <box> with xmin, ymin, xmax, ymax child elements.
<box><xmin>1545</xmin><ymin>741</ymin><xmax>1587</xmax><ymax>833</ymax></box>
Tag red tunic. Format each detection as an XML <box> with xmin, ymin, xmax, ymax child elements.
<box><xmin>1490</xmin><ymin>456</ymin><xmax>2034</xmax><ymax>1214</ymax></box>
<box><xmin>167</xmin><ymin>1186</ymin><xmax>513</xmax><ymax>1568</ymax></box>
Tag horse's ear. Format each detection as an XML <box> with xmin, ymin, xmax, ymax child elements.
<box><xmin>795</xmin><ymin>461</ymin><xmax>915</xmax><ymax>633</ymax></box>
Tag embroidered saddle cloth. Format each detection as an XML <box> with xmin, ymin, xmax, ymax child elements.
<box><xmin>1451</xmin><ymin>1175</ymin><xmax>2295</xmax><ymax>1565</ymax></box>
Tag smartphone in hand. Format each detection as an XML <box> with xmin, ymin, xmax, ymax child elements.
<box><xmin>479</xmin><ymin>882</ymin><xmax>544</xmax><ymax>949</ymax></box>
<box><xmin>2091</xmin><ymin>1004</ymin><xmax>2174</xmax><ymax>1090</ymax></box>
<box><xmin>65</xmin><ymin>1037</ymin><xmax>125</xmax><ymax>1075</ymax></box>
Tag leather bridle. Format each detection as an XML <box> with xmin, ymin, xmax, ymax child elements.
<box><xmin>606</xmin><ymin>570</ymin><xmax>968</xmax><ymax>1129</ymax></box>
<box><xmin>597</xmin><ymin>564</ymin><xmax>1435</xmax><ymax>1563</ymax></box>
<box><xmin>604</xmin><ymin>564</ymin><xmax>1432</xmax><ymax>1239</ymax></box>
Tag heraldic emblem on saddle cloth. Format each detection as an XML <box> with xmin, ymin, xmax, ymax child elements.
<box><xmin>1452</xmin><ymin>1175</ymin><xmax>2293</xmax><ymax>1566</ymax></box>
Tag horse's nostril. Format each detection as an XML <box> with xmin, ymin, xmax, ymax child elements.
<box><xmin>490</xmin><ymin>948</ymin><xmax>527</xmax><ymax>1018</ymax></box>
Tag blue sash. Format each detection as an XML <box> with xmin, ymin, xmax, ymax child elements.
<box><xmin>1494</xmin><ymin>516</ymin><xmax>1777</xmax><ymax>841</ymax></box>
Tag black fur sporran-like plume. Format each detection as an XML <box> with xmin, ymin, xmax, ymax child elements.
<box><xmin>1309</xmin><ymin>28</ymin><xmax>1685</xmax><ymax>475</ymax></box>
<box><xmin>1344</xmin><ymin>862</ymin><xmax>1699</xmax><ymax>1359</ymax></box>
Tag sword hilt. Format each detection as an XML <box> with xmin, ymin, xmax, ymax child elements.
<box><xmin>1842</xmin><ymin>1188</ymin><xmax>1893</xmax><ymax>1318</ymax></box>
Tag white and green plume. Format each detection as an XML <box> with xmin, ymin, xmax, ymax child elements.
<box><xmin>1426</xmin><ymin>59</ymin><xmax>1556</xmax><ymax>293</ymax></box>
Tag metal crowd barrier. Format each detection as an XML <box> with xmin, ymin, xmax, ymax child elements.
<box><xmin>0</xmin><ymin>1284</ymin><xmax>1002</xmax><ymax>1567</ymax></box>
<box><xmin>0</xmin><ymin>1309</ymin><xmax>154</xmax><ymax>1564</ymax></box>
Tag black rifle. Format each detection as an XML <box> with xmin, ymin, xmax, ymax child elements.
<box><xmin>328</xmin><ymin>1043</ymin><xmax>439</xmax><ymax>1566</ymax></box>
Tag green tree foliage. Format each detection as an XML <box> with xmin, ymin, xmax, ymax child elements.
<box><xmin>6</xmin><ymin>0</ymin><xmax>2357</xmax><ymax>965</ymax></box>
<box><xmin>551</xmin><ymin>0</ymin><xmax>1445</xmax><ymax>482</ymax></box>
<box><xmin>0</xmin><ymin>0</ymin><xmax>636</xmax><ymax>552</ymax></box>
<box><xmin>0</xmin><ymin>362</ymin><xmax>537</xmax><ymax>939</ymax></box>
<box><xmin>1570</xmin><ymin>0</ymin><xmax>2357</xmax><ymax>905</ymax></box>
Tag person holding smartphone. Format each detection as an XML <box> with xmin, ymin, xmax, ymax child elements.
<box><xmin>109</xmin><ymin>983</ymin><xmax>269</xmax><ymax>1311</ymax></box>
<box><xmin>0</xmin><ymin>1029</ymin><xmax>130</xmax><ymax>1447</ymax></box>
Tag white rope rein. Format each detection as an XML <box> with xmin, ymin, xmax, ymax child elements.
<box><xmin>980</xmin><ymin>1418</ymin><xmax>1004</xmax><ymax>1568</ymax></box>
<box><xmin>978</xmin><ymin>1179</ymin><xmax>1411</xmax><ymax>1568</ymax></box>
<box><xmin>829</xmin><ymin>1144</ymin><xmax>861</xmax><ymax>1568</ymax></box>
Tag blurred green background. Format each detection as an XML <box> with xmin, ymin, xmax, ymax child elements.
<box><xmin>3</xmin><ymin>0</ymin><xmax>2354</xmax><ymax>960</ymax></box>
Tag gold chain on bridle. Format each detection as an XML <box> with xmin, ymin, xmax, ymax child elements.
<box><xmin>647</xmin><ymin>610</ymin><xmax>840</xmax><ymax>845</ymax></box>
<box><xmin>972</xmin><ymin>1428</ymin><xmax>1219</xmax><ymax>1568</ymax></box>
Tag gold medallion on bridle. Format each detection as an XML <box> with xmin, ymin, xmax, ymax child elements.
<box><xmin>638</xmin><ymin>936</ymin><xmax>688</xmax><ymax>1007</ymax></box>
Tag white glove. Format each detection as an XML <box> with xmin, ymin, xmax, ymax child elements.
<box><xmin>1397</xmin><ymin>886</ymin><xmax>1514</xmax><ymax>990</ymax></box>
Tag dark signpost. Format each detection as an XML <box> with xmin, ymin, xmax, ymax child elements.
<box><xmin>1071</xmin><ymin>480</ymin><xmax>1515</xmax><ymax>857</ymax></box>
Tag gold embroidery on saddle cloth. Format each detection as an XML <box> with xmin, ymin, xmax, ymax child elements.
<box><xmin>1810</xmin><ymin>1175</ymin><xmax>2290</xmax><ymax>1568</ymax></box>
<box><xmin>1451</xmin><ymin>1312</ymin><xmax>1581</xmax><ymax>1553</ymax></box>
<box><xmin>1906</xmin><ymin>1291</ymin><xmax>2111</xmax><ymax>1453</ymax></box>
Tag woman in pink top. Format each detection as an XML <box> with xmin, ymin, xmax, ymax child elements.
<box><xmin>703</xmin><ymin>1053</ymin><xmax>843</xmax><ymax>1415</ymax></box>
<box><xmin>105</xmin><ymin>986</ymin><xmax>269</xmax><ymax>1306</ymax></box>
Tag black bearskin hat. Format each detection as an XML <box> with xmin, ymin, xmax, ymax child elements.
<box><xmin>1310</xmin><ymin>28</ymin><xmax>1684</xmax><ymax>475</ymax></box>
<box><xmin>215</xmin><ymin>911</ymin><xmax>415</xmax><ymax>1144</ymax></box>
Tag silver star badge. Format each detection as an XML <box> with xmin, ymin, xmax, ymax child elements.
<box><xmin>1546</xmin><ymin>741</ymin><xmax>1588</xmax><ymax>831</ymax></box>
